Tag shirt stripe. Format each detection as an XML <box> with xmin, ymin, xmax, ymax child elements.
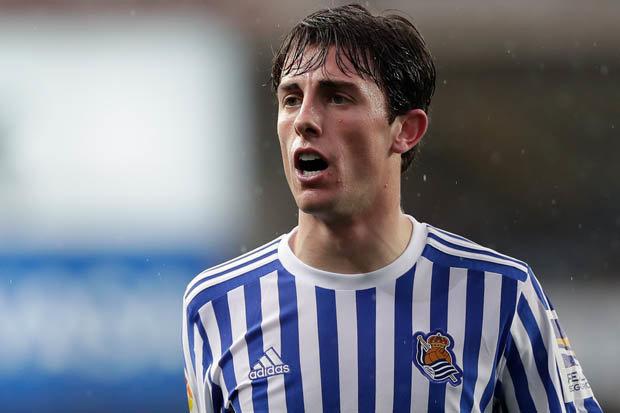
<box><xmin>478</xmin><ymin>276</ymin><xmax>518</xmax><ymax>411</ymax></box>
<box><xmin>186</xmin><ymin>244</ymin><xmax>280</xmax><ymax>299</ymax></box>
<box><xmin>528</xmin><ymin>267</ymin><xmax>551</xmax><ymax>310</ymax></box>
<box><xmin>199</xmin><ymin>302</ymin><xmax>227</xmax><ymax>410</ymax></box>
<box><xmin>206</xmin><ymin>238</ymin><xmax>281</xmax><ymax>274</ymax></box>
<box><xmin>517</xmin><ymin>295</ymin><xmax>563</xmax><ymax>412</ymax></box>
<box><xmin>470</xmin><ymin>273</ymin><xmax>501</xmax><ymax>411</ymax></box>
<box><xmin>295</xmin><ymin>279</ymin><xmax>323</xmax><ymax>412</ymax></box>
<box><xmin>497</xmin><ymin>366</ymin><xmax>519</xmax><ymax>412</ymax></box>
<box><xmin>422</xmin><ymin>245</ymin><xmax>526</xmax><ymax>282</ymax></box>
<box><xmin>356</xmin><ymin>288</ymin><xmax>376</xmax><ymax>413</ymax></box>
<box><xmin>566</xmin><ymin>400</ymin><xmax>578</xmax><ymax>413</ymax></box>
<box><xmin>186</xmin><ymin>253</ymin><xmax>280</xmax><ymax>305</ymax></box>
<box><xmin>584</xmin><ymin>396</ymin><xmax>603</xmax><ymax>412</ymax></box>
<box><xmin>375</xmin><ymin>278</ymin><xmax>396</xmax><ymax>411</ymax></box>
<box><xmin>212</xmin><ymin>295</ymin><xmax>242</xmax><ymax>412</ymax></box>
<box><xmin>426</xmin><ymin>237</ymin><xmax>528</xmax><ymax>276</ymax></box>
<box><xmin>192</xmin><ymin>324</ymin><xmax>207</xmax><ymax>412</ymax></box>
<box><xmin>444</xmin><ymin>267</ymin><xmax>467</xmax><ymax>411</ymax></box>
<box><xmin>459</xmin><ymin>270</ymin><xmax>485</xmax><ymax>413</ymax></box>
<box><xmin>427</xmin><ymin>230</ymin><xmax>527</xmax><ymax>269</ymax></box>
<box><xmin>428</xmin><ymin>263</ymin><xmax>450</xmax><ymax>411</ymax></box>
<box><xmin>392</xmin><ymin>268</ymin><xmax>415</xmax><ymax>412</ymax></box>
<box><xmin>335</xmin><ymin>289</ymin><xmax>359</xmax><ymax>412</ymax></box>
<box><xmin>277</xmin><ymin>271</ymin><xmax>304</xmax><ymax>412</ymax></box>
<box><xmin>411</xmin><ymin>257</ymin><xmax>433</xmax><ymax>413</ymax></box>
<box><xmin>505</xmin><ymin>333</ymin><xmax>537</xmax><ymax>411</ymax></box>
<box><xmin>227</xmin><ymin>286</ymin><xmax>253</xmax><ymax>412</ymax></box>
<box><xmin>315</xmin><ymin>286</ymin><xmax>340</xmax><ymax>412</ymax></box>
<box><xmin>243</xmin><ymin>279</ymin><xmax>269</xmax><ymax>413</ymax></box>
<box><xmin>197</xmin><ymin>321</ymin><xmax>219</xmax><ymax>412</ymax></box>
<box><xmin>259</xmin><ymin>271</ymin><xmax>287</xmax><ymax>412</ymax></box>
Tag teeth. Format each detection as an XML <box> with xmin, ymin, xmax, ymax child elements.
<box><xmin>302</xmin><ymin>170</ymin><xmax>322</xmax><ymax>177</ymax></box>
<box><xmin>299</xmin><ymin>153</ymin><xmax>321</xmax><ymax>161</ymax></box>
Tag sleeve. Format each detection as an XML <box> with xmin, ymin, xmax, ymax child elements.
<box><xmin>182</xmin><ymin>296</ymin><xmax>219</xmax><ymax>413</ymax></box>
<box><xmin>496</xmin><ymin>268</ymin><xmax>603</xmax><ymax>412</ymax></box>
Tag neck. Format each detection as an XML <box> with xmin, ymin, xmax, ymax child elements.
<box><xmin>290</xmin><ymin>206</ymin><xmax>413</xmax><ymax>274</ymax></box>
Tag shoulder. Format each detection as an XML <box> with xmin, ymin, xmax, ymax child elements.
<box><xmin>183</xmin><ymin>235</ymin><xmax>285</xmax><ymax>314</ymax></box>
<box><xmin>423</xmin><ymin>224</ymin><xmax>556</xmax><ymax>313</ymax></box>
<box><xmin>421</xmin><ymin>223</ymin><xmax>532</xmax><ymax>283</ymax></box>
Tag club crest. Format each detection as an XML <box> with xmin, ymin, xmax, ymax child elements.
<box><xmin>413</xmin><ymin>330</ymin><xmax>463</xmax><ymax>386</ymax></box>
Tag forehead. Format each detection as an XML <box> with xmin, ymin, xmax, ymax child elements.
<box><xmin>279</xmin><ymin>46</ymin><xmax>375</xmax><ymax>88</ymax></box>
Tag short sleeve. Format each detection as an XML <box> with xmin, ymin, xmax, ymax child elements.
<box><xmin>496</xmin><ymin>269</ymin><xmax>602</xmax><ymax>412</ymax></box>
<box><xmin>182</xmin><ymin>297</ymin><xmax>218</xmax><ymax>413</ymax></box>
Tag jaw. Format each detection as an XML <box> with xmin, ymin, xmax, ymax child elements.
<box><xmin>292</xmin><ymin>179</ymin><xmax>377</xmax><ymax>224</ymax></box>
<box><xmin>291</xmin><ymin>164</ymin><xmax>401</xmax><ymax>226</ymax></box>
<box><xmin>280</xmin><ymin>141</ymin><xmax>401</xmax><ymax>223</ymax></box>
<box><xmin>294</xmin><ymin>187</ymin><xmax>338</xmax><ymax>215</ymax></box>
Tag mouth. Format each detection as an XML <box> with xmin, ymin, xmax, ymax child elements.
<box><xmin>294</xmin><ymin>149</ymin><xmax>329</xmax><ymax>178</ymax></box>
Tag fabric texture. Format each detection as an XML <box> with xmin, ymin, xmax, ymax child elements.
<box><xmin>182</xmin><ymin>216</ymin><xmax>602</xmax><ymax>412</ymax></box>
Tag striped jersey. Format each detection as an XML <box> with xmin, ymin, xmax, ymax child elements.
<box><xmin>182</xmin><ymin>216</ymin><xmax>601</xmax><ymax>412</ymax></box>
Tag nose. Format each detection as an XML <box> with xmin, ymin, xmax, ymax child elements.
<box><xmin>293</xmin><ymin>98</ymin><xmax>322</xmax><ymax>138</ymax></box>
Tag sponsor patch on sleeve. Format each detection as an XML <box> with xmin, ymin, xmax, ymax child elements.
<box><xmin>185</xmin><ymin>371</ymin><xmax>195</xmax><ymax>412</ymax></box>
<box><xmin>548</xmin><ymin>310</ymin><xmax>594</xmax><ymax>402</ymax></box>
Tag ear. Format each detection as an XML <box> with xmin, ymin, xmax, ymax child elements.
<box><xmin>390</xmin><ymin>109</ymin><xmax>428</xmax><ymax>154</ymax></box>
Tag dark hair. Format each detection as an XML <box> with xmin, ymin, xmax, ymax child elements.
<box><xmin>271</xmin><ymin>4</ymin><xmax>436</xmax><ymax>173</ymax></box>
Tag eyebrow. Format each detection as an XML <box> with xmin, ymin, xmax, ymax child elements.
<box><xmin>277</xmin><ymin>79</ymin><xmax>360</xmax><ymax>94</ymax></box>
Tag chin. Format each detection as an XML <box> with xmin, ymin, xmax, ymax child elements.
<box><xmin>295</xmin><ymin>192</ymin><xmax>365</xmax><ymax>222</ymax></box>
<box><xmin>295</xmin><ymin>191</ymin><xmax>338</xmax><ymax>216</ymax></box>
<box><xmin>296</xmin><ymin>198</ymin><xmax>333</xmax><ymax>216</ymax></box>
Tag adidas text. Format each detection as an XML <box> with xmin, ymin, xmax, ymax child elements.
<box><xmin>249</xmin><ymin>364</ymin><xmax>290</xmax><ymax>380</ymax></box>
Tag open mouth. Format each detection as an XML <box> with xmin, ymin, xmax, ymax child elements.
<box><xmin>294</xmin><ymin>151</ymin><xmax>329</xmax><ymax>177</ymax></box>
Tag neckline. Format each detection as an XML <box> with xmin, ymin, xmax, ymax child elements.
<box><xmin>277</xmin><ymin>215</ymin><xmax>428</xmax><ymax>290</ymax></box>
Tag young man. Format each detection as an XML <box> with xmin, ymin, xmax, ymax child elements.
<box><xmin>183</xmin><ymin>5</ymin><xmax>601</xmax><ymax>412</ymax></box>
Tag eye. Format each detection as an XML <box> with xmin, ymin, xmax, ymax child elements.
<box><xmin>282</xmin><ymin>95</ymin><xmax>302</xmax><ymax>107</ymax></box>
<box><xmin>329</xmin><ymin>94</ymin><xmax>350</xmax><ymax>105</ymax></box>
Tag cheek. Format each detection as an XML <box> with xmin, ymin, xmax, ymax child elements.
<box><xmin>338</xmin><ymin>116</ymin><xmax>388</xmax><ymax>162</ymax></box>
<box><xmin>277</xmin><ymin>119</ymin><xmax>292</xmax><ymax>157</ymax></box>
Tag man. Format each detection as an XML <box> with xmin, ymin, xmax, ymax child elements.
<box><xmin>183</xmin><ymin>4</ymin><xmax>601</xmax><ymax>412</ymax></box>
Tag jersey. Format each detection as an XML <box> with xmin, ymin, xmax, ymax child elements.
<box><xmin>182</xmin><ymin>216</ymin><xmax>601</xmax><ymax>412</ymax></box>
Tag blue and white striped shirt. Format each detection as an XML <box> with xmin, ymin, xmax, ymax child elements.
<box><xmin>182</xmin><ymin>216</ymin><xmax>601</xmax><ymax>412</ymax></box>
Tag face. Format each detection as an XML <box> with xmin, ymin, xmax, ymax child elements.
<box><xmin>276</xmin><ymin>47</ymin><xmax>402</xmax><ymax>221</ymax></box>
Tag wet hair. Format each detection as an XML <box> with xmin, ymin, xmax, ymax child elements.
<box><xmin>271</xmin><ymin>4</ymin><xmax>436</xmax><ymax>173</ymax></box>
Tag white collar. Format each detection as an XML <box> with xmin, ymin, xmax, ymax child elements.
<box><xmin>278</xmin><ymin>215</ymin><xmax>428</xmax><ymax>290</ymax></box>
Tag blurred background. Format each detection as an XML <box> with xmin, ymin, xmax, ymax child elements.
<box><xmin>0</xmin><ymin>0</ymin><xmax>617</xmax><ymax>412</ymax></box>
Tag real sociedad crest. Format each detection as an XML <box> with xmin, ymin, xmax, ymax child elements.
<box><xmin>413</xmin><ymin>330</ymin><xmax>463</xmax><ymax>386</ymax></box>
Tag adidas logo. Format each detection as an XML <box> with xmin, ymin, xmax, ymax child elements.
<box><xmin>248</xmin><ymin>347</ymin><xmax>290</xmax><ymax>381</ymax></box>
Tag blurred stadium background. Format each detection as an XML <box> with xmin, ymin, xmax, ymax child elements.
<box><xmin>0</xmin><ymin>0</ymin><xmax>618</xmax><ymax>412</ymax></box>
